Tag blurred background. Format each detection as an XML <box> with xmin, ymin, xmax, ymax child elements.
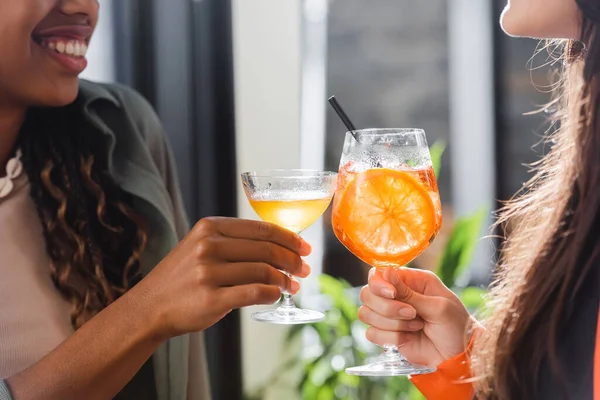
<box><xmin>85</xmin><ymin>0</ymin><xmax>553</xmax><ymax>399</ymax></box>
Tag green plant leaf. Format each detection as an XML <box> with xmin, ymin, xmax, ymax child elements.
<box><xmin>384</xmin><ymin>377</ymin><xmax>412</xmax><ymax>399</ymax></box>
<box><xmin>429</xmin><ymin>140</ymin><xmax>446</xmax><ymax>178</ymax></box>
<box><xmin>436</xmin><ymin>207</ymin><xmax>487</xmax><ymax>287</ymax></box>
<box><xmin>408</xmin><ymin>386</ymin><xmax>427</xmax><ymax>400</ymax></box>
<box><xmin>319</xmin><ymin>275</ymin><xmax>351</xmax><ymax>303</ymax></box>
<box><xmin>313</xmin><ymin>322</ymin><xmax>335</xmax><ymax>344</ymax></box>
<box><xmin>338</xmin><ymin>370</ymin><xmax>360</xmax><ymax>389</ymax></box>
<box><xmin>460</xmin><ymin>287</ymin><xmax>487</xmax><ymax>312</ymax></box>
<box><xmin>316</xmin><ymin>384</ymin><xmax>335</xmax><ymax>400</ymax></box>
<box><xmin>302</xmin><ymin>380</ymin><xmax>319</xmax><ymax>400</ymax></box>
<box><xmin>318</xmin><ymin>274</ymin><xmax>358</xmax><ymax>322</ymax></box>
<box><xmin>306</xmin><ymin>354</ymin><xmax>335</xmax><ymax>388</ymax></box>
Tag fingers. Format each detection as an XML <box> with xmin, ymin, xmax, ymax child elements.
<box><xmin>369</xmin><ymin>267</ymin><xmax>451</xmax><ymax>299</ymax></box>
<box><xmin>368</xmin><ymin>268</ymin><xmax>397</xmax><ymax>299</ymax></box>
<box><xmin>219</xmin><ymin>284</ymin><xmax>282</xmax><ymax>309</ymax></box>
<box><xmin>392</xmin><ymin>267</ymin><xmax>452</xmax><ymax>298</ymax></box>
<box><xmin>358</xmin><ymin>306</ymin><xmax>423</xmax><ymax>332</ymax></box>
<box><xmin>368</xmin><ymin>267</ymin><xmax>448</xmax><ymax>320</ymax></box>
<box><xmin>206</xmin><ymin>238</ymin><xmax>310</xmax><ymax>277</ymax></box>
<box><xmin>360</xmin><ymin>286</ymin><xmax>417</xmax><ymax>319</ymax></box>
<box><xmin>365</xmin><ymin>327</ymin><xmax>417</xmax><ymax>348</ymax></box>
<box><xmin>194</xmin><ymin>217</ymin><xmax>311</xmax><ymax>256</ymax></box>
<box><xmin>365</xmin><ymin>327</ymin><xmax>441</xmax><ymax>367</ymax></box>
<box><xmin>213</xmin><ymin>262</ymin><xmax>300</xmax><ymax>294</ymax></box>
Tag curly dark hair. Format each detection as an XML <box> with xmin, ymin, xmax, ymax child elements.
<box><xmin>18</xmin><ymin>98</ymin><xmax>147</xmax><ymax>329</ymax></box>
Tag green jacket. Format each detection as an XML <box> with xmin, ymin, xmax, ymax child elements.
<box><xmin>0</xmin><ymin>80</ymin><xmax>211</xmax><ymax>400</ymax></box>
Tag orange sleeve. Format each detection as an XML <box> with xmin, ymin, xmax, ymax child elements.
<box><xmin>594</xmin><ymin>309</ymin><xmax>600</xmax><ymax>400</ymax></box>
<box><xmin>409</xmin><ymin>331</ymin><xmax>477</xmax><ymax>400</ymax></box>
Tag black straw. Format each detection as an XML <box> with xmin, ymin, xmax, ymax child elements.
<box><xmin>328</xmin><ymin>96</ymin><xmax>358</xmax><ymax>137</ymax></box>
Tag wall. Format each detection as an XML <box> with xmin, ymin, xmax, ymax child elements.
<box><xmin>80</xmin><ymin>0</ymin><xmax>115</xmax><ymax>83</ymax></box>
<box><xmin>232</xmin><ymin>0</ymin><xmax>303</xmax><ymax>395</ymax></box>
<box><xmin>325</xmin><ymin>0</ymin><xmax>451</xmax><ymax>198</ymax></box>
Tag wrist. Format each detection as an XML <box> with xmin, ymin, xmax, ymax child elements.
<box><xmin>122</xmin><ymin>281</ymin><xmax>170</xmax><ymax>345</ymax></box>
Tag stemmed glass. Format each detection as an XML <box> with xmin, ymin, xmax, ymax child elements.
<box><xmin>241</xmin><ymin>169</ymin><xmax>337</xmax><ymax>324</ymax></box>
<box><xmin>332</xmin><ymin>129</ymin><xmax>442</xmax><ymax>376</ymax></box>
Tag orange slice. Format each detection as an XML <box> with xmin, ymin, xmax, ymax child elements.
<box><xmin>335</xmin><ymin>168</ymin><xmax>436</xmax><ymax>266</ymax></box>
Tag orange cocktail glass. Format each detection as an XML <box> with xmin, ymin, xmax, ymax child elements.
<box><xmin>332</xmin><ymin>129</ymin><xmax>442</xmax><ymax>376</ymax></box>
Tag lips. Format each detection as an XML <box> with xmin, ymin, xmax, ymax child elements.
<box><xmin>33</xmin><ymin>24</ymin><xmax>93</xmax><ymax>41</ymax></box>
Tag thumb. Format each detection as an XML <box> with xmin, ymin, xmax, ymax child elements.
<box><xmin>393</xmin><ymin>278</ymin><xmax>443</xmax><ymax>320</ymax></box>
<box><xmin>384</xmin><ymin>268</ymin><xmax>448</xmax><ymax>321</ymax></box>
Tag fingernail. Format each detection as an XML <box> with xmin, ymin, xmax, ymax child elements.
<box><xmin>381</xmin><ymin>287</ymin><xmax>396</xmax><ymax>299</ymax></box>
<box><xmin>399</xmin><ymin>308</ymin><xmax>416</xmax><ymax>319</ymax></box>
<box><xmin>409</xmin><ymin>320</ymin><xmax>424</xmax><ymax>330</ymax></box>
<box><xmin>301</xmin><ymin>261</ymin><xmax>311</xmax><ymax>277</ymax></box>
<box><xmin>289</xmin><ymin>280</ymin><xmax>300</xmax><ymax>293</ymax></box>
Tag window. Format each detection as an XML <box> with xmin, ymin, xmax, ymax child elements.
<box><xmin>323</xmin><ymin>0</ymin><xmax>454</xmax><ymax>285</ymax></box>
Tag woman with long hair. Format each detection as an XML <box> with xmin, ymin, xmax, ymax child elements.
<box><xmin>359</xmin><ymin>1</ymin><xmax>599</xmax><ymax>399</ymax></box>
<box><xmin>0</xmin><ymin>1</ymin><xmax>312</xmax><ymax>399</ymax></box>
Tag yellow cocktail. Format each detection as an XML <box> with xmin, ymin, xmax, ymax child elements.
<box><xmin>249</xmin><ymin>197</ymin><xmax>332</xmax><ymax>234</ymax></box>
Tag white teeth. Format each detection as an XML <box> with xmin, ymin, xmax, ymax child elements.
<box><xmin>75</xmin><ymin>42</ymin><xmax>87</xmax><ymax>57</ymax></box>
<box><xmin>41</xmin><ymin>39</ymin><xmax>87</xmax><ymax>58</ymax></box>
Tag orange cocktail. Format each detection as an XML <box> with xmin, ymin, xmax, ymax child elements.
<box><xmin>332</xmin><ymin>164</ymin><xmax>441</xmax><ymax>267</ymax></box>
<box><xmin>332</xmin><ymin>128</ymin><xmax>441</xmax><ymax>377</ymax></box>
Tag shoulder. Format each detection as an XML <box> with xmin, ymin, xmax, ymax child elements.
<box><xmin>79</xmin><ymin>81</ymin><xmax>191</xmax><ymax>239</ymax></box>
<box><xmin>78</xmin><ymin>79</ymin><xmax>167</xmax><ymax>155</ymax></box>
<box><xmin>79</xmin><ymin>79</ymin><xmax>162</xmax><ymax>134</ymax></box>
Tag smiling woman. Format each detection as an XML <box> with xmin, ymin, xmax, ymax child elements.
<box><xmin>0</xmin><ymin>1</ymin><xmax>314</xmax><ymax>400</ymax></box>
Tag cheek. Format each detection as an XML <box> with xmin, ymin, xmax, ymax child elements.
<box><xmin>501</xmin><ymin>0</ymin><xmax>580</xmax><ymax>39</ymax></box>
<box><xmin>0</xmin><ymin>4</ymin><xmax>37</xmax><ymax>64</ymax></box>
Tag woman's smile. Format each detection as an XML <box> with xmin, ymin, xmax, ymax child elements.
<box><xmin>31</xmin><ymin>25</ymin><xmax>92</xmax><ymax>74</ymax></box>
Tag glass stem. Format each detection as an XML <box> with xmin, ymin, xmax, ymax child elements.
<box><xmin>281</xmin><ymin>293</ymin><xmax>296</xmax><ymax>308</ymax></box>
<box><xmin>280</xmin><ymin>230</ymin><xmax>302</xmax><ymax>309</ymax></box>
<box><xmin>381</xmin><ymin>344</ymin><xmax>404</xmax><ymax>361</ymax></box>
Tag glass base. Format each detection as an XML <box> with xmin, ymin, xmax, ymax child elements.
<box><xmin>346</xmin><ymin>345</ymin><xmax>436</xmax><ymax>377</ymax></box>
<box><xmin>252</xmin><ymin>306</ymin><xmax>325</xmax><ymax>325</ymax></box>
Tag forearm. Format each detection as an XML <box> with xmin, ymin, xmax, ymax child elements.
<box><xmin>5</xmin><ymin>289</ymin><xmax>164</xmax><ymax>400</ymax></box>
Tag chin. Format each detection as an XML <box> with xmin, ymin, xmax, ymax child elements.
<box><xmin>500</xmin><ymin>3</ymin><xmax>580</xmax><ymax>40</ymax></box>
<box><xmin>500</xmin><ymin>5</ymin><xmax>536</xmax><ymax>38</ymax></box>
<box><xmin>35</xmin><ymin>80</ymin><xmax>80</xmax><ymax>108</ymax></box>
